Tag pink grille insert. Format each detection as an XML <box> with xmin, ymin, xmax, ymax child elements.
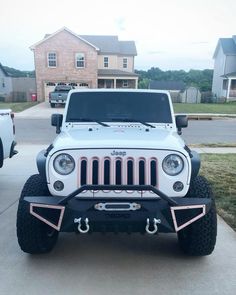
<box><xmin>78</xmin><ymin>157</ymin><xmax>158</xmax><ymax>189</ymax></box>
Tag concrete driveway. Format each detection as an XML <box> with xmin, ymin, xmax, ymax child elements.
<box><xmin>0</xmin><ymin>144</ymin><xmax>236</xmax><ymax>295</ymax></box>
<box><xmin>16</xmin><ymin>102</ymin><xmax>64</xmax><ymax>119</ymax></box>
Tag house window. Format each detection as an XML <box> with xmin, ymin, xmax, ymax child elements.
<box><xmin>76</xmin><ymin>53</ymin><xmax>85</xmax><ymax>68</ymax></box>
<box><xmin>223</xmin><ymin>79</ymin><xmax>228</xmax><ymax>90</ymax></box>
<box><xmin>79</xmin><ymin>83</ymin><xmax>89</xmax><ymax>87</ymax></box>
<box><xmin>48</xmin><ymin>52</ymin><xmax>57</xmax><ymax>67</ymax></box>
<box><xmin>46</xmin><ymin>82</ymin><xmax>56</xmax><ymax>86</ymax></box>
<box><xmin>104</xmin><ymin>57</ymin><xmax>109</xmax><ymax>68</ymax></box>
<box><xmin>122</xmin><ymin>80</ymin><xmax>128</xmax><ymax>87</ymax></box>
<box><xmin>69</xmin><ymin>83</ymin><xmax>78</xmax><ymax>87</ymax></box>
<box><xmin>123</xmin><ymin>58</ymin><xmax>128</xmax><ymax>69</ymax></box>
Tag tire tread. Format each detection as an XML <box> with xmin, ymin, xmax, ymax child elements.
<box><xmin>17</xmin><ymin>174</ymin><xmax>58</xmax><ymax>254</ymax></box>
<box><xmin>178</xmin><ymin>175</ymin><xmax>217</xmax><ymax>256</ymax></box>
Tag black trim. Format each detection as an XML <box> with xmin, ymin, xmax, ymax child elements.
<box><xmin>190</xmin><ymin>150</ymin><xmax>201</xmax><ymax>179</ymax></box>
<box><xmin>49</xmin><ymin>147</ymin><xmax>189</xmax><ymax>158</ymax></box>
<box><xmin>36</xmin><ymin>150</ymin><xmax>47</xmax><ymax>181</ymax></box>
<box><xmin>58</xmin><ymin>184</ymin><xmax>178</xmax><ymax>206</ymax></box>
<box><xmin>45</xmin><ymin>144</ymin><xmax>54</xmax><ymax>156</ymax></box>
<box><xmin>0</xmin><ymin>138</ymin><xmax>3</xmax><ymax>168</ymax></box>
<box><xmin>9</xmin><ymin>141</ymin><xmax>18</xmax><ymax>158</ymax></box>
<box><xmin>184</xmin><ymin>145</ymin><xmax>193</xmax><ymax>158</ymax></box>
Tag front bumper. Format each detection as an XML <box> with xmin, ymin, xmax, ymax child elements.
<box><xmin>22</xmin><ymin>185</ymin><xmax>211</xmax><ymax>234</ymax></box>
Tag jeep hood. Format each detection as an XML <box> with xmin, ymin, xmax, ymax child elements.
<box><xmin>52</xmin><ymin>126</ymin><xmax>186</xmax><ymax>151</ymax></box>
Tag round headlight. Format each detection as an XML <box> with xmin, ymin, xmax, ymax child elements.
<box><xmin>162</xmin><ymin>154</ymin><xmax>184</xmax><ymax>176</ymax></box>
<box><xmin>53</xmin><ymin>153</ymin><xmax>75</xmax><ymax>175</ymax></box>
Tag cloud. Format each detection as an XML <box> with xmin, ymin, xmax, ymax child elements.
<box><xmin>115</xmin><ymin>17</ymin><xmax>126</xmax><ymax>31</ymax></box>
<box><xmin>190</xmin><ymin>41</ymin><xmax>209</xmax><ymax>45</ymax></box>
<box><xmin>147</xmin><ymin>50</ymin><xmax>166</xmax><ymax>55</ymax></box>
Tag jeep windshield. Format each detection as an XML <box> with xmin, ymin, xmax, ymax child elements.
<box><xmin>66</xmin><ymin>91</ymin><xmax>172</xmax><ymax>124</ymax></box>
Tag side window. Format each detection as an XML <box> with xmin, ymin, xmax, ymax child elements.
<box><xmin>222</xmin><ymin>79</ymin><xmax>228</xmax><ymax>90</ymax></box>
<box><xmin>122</xmin><ymin>80</ymin><xmax>128</xmax><ymax>87</ymax></box>
<box><xmin>104</xmin><ymin>57</ymin><xmax>109</xmax><ymax>68</ymax></box>
<box><xmin>123</xmin><ymin>58</ymin><xmax>128</xmax><ymax>69</ymax></box>
<box><xmin>48</xmin><ymin>52</ymin><xmax>57</xmax><ymax>67</ymax></box>
<box><xmin>76</xmin><ymin>53</ymin><xmax>85</xmax><ymax>68</ymax></box>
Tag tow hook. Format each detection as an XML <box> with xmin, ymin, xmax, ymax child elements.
<box><xmin>145</xmin><ymin>218</ymin><xmax>161</xmax><ymax>234</ymax></box>
<box><xmin>74</xmin><ymin>217</ymin><xmax>90</xmax><ymax>233</ymax></box>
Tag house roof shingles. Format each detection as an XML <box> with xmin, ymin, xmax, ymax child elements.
<box><xmin>219</xmin><ymin>38</ymin><xmax>236</xmax><ymax>55</ymax></box>
<box><xmin>33</xmin><ymin>28</ymin><xmax>137</xmax><ymax>56</ymax></box>
<box><xmin>98</xmin><ymin>69</ymin><xmax>138</xmax><ymax>77</ymax></box>
<box><xmin>80</xmin><ymin>35</ymin><xmax>137</xmax><ymax>55</ymax></box>
<box><xmin>149</xmin><ymin>80</ymin><xmax>186</xmax><ymax>91</ymax></box>
<box><xmin>0</xmin><ymin>63</ymin><xmax>9</xmax><ymax>77</ymax></box>
<box><xmin>80</xmin><ymin>35</ymin><xmax>120</xmax><ymax>53</ymax></box>
<box><xmin>119</xmin><ymin>41</ymin><xmax>137</xmax><ymax>55</ymax></box>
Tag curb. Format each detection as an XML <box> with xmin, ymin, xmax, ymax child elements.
<box><xmin>177</xmin><ymin>113</ymin><xmax>236</xmax><ymax>120</ymax></box>
<box><xmin>191</xmin><ymin>147</ymin><xmax>236</xmax><ymax>154</ymax></box>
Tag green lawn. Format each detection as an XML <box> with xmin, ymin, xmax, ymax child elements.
<box><xmin>174</xmin><ymin>102</ymin><xmax>236</xmax><ymax>114</ymax></box>
<box><xmin>0</xmin><ymin>102</ymin><xmax>39</xmax><ymax>112</ymax></box>
<box><xmin>1</xmin><ymin>101</ymin><xmax>236</xmax><ymax>114</ymax></box>
<box><xmin>190</xmin><ymin>143</ymin><xmax>236</xmax><ymax>148</ymax></box>
<box><xmin>200</xmin><ymin>154</ymin><xmax>236</xmax><ymax>230</ymax></box>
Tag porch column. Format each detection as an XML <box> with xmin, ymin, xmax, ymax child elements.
<box><xmin>114</xmin><ymin>79</ymin><xmax>117</xmax><ymax>89</ymax></box>
<box><xmin>227</xmin><ymin>78</ymin><xmax>231</xmax><ymax>101</ymax></box>
<box><xmin>135</xmin><ymin>78</ymin><xmax>138</xmax><ymax>89</ymax></box>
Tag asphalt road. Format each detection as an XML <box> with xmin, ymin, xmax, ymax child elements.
<box><xmin>0</xmin><ymin>145</ymin><xmax>236</xmax><ymax>295</ymax></box>
<box><xmin>15</xmin><ymin>118</ymin><xmax>236</xmax><ymax>145</ymax></box>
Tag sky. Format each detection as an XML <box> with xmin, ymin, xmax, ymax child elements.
<box><xmin>1</xmin><ymin>0</ymin><xmax>236</xmax><ymax>71</ymax></box>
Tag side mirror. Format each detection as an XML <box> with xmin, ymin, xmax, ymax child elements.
<box><xmin>175</xmin><ymin>115</ymin><xmax>188</xmax><ymax>135</ymax></box>
<box><xmin>51</xmin><ymin>114</ymin><xmax>63</xmax><ymax>134</ymax></box>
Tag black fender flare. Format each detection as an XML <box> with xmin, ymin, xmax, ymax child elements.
<box><xmin>190</xmin><ymin>150</ymin><xmax>201</xmax><ymax>180</ymax></box>
<box><xmin>0</xmin><ymin>138</ymin><xmax>3</xmax><ymax>168</ymax></box>
<box><xmin>36</xmin><ymin>150</ymin><xmax>47</xmax><ymax>181</ymax></box>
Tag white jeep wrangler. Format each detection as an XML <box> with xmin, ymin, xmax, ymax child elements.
<box><xmin>17</xmin><ymin>89</ymin><xmax>217</xmax><ymax>255</ymax></box>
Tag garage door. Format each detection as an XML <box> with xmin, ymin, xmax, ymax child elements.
<box><xmin>44</xmin><ymin>82</ymin><xmax>89</xmax><ymax>101</ymax></box>
<box><xmin>44</xmin><ymin>82</ymin><xmax>56</xmax><ymax>101</ymax></box>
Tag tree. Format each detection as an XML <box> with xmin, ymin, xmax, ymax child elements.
<box><xmin>135</xmin><ymin>68</ymin><xmax>213</xmax><ymax>91</ymax></box>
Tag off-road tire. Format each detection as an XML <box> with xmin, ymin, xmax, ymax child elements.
<box><xmin>17</xmin><ymin>174</ymin><xmax>59</xmax><ymax>254</ymax></box>
<box><xmin>50</xmin><ymin>103</ymin><xmax>56</xmax><ymax>108</ymax></box>
<box><xmin>178</xmin><ymin>175</ymin><xmax>217</xmax><ymax>256</ymax></box>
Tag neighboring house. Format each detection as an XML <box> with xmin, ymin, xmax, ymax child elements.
<box><xmin>149</xmin><ymin>80</ymin><xmax>186</xmax><ymax>102</ymax></box>
<box><xmin>30</xmin><ymin>27</ymin><xmax>138</xmax><ymax>101</ymax></box>
<box><xmin>212</xmin><ymin>36</ymin><xmax>236</xmax><ymax>101</ymax></box>
<box><xmin>0</xmin><ymin>63</ymin><xmax>12</xmax><ymax>101</ymax></box>
<box><xmin>0</xmin><ymin>63</ymin><xmax>36</xmax><ymax>102</ymax></box>
<box><xmin>149</xmin><ymin>80</ymin><xmax>201</xmax><ymax>103</ymax></box>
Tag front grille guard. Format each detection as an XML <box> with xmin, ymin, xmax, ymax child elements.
<box><xmin>24</xmin><ymin>185</ymin><xmax>211</xmax><ymax>233</ymax></box>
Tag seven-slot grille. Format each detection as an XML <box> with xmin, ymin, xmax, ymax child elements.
<box><xmin>78</xmin><ymin>157</ymin><xmax>158</xmax><ymax>187</ymax></box>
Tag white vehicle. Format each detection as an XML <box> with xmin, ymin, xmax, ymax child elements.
<box><xmin>17</xmin><ymin>90</ymin><xmax>217</xmax><ymax>256</ymax></box>
<box><xmin>0</xmin><ymin>109</ymin><xmax>17</xmax><ymax>168</ymax></box>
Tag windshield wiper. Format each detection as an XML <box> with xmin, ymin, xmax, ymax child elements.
<box><xmin>68</xmin><ymin>118</ymin><xmax>109</xmax><ymax>127</ymax></box>
<box><xmin>110</xmin><ymin>118</ymin><xmax>155</xmax><ymax>128</ymax></box>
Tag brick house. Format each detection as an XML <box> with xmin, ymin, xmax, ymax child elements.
<box><xmin>30</xmin><ymin>27</ymin><xmax>138</xmax><ymax>101</ymax></box>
